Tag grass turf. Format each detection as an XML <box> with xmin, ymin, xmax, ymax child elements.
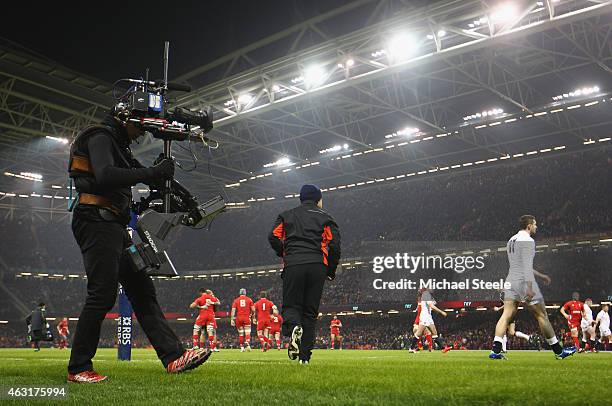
<box><xmin>0</xmin><ymin>348</ymin><xmax>610</xmax><ymax>405</ymax></box>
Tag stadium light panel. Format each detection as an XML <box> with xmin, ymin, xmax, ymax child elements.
<box><xmin>552</xmin><ymin>86</ymin><xmax>600</xmax><ymax>101</ymax></box>
<box><xmin>21</xmin><ymin>172</ymin><xmax>42</xmax><ymax>180</ymax></box>
<box><xmin>46</xmin><ymin>135</ymin><xmax>69</xmax><ymax>144</ymax></box>
<box><xmin>320</xmin><ymin>144</ymin><xmax>349</xmax><ymax>154</ymax></box>
<box><xmin>339</xmin><ymin>58</ymin><xmax>355</xmax><ymax>69</ymax></box>
<box><xmin>386</xmin><ymin>32</ymin><xmax>417</xmax><ymax>62</ymax></box>
<box><xmin>263</xmin><ymin>157</ymin><xmax>291</xmax><ymax>168</ymax></box>
<box><xmin>4</xmin><ymin>171</ymin><xmax>43</xmax><ymax>182</ymax></box>
<box><xmin>303</xmin><ymin>65</ymin><xmax>326</xmax><ymax>88</ymax></box>
<box><xmin>237</xmin><ymin>93</ymin><xmax>253</xmax><ymax>104</ymax></box>
<box><xmin>463</xmin><ymin>108</ymin><xmax>504</xmax><ymax>121</ymax></box>
<box><xmin>397</xmin><ymin>127</ymin><xmax>419</xmax><ymax>136</ymax></box>
<box><xmin>490</xmin><ymin>3</ymin><xmax>519</xmax><ymax>24</ymax></box>
<box><xmin>385</xmin><ymin>126</ymin><xmax>420</xmax><ymax>139</ymax></box>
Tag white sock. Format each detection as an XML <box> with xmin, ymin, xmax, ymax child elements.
<box><xmin>546</xmin><ymin>336</ymin><xmax>558</xmax><ymax>346</ymax></box>
<box><xmin>494</xmin><ymin>336</ymin><xmax>504</xmax><ymax>343</ymax></box>
<box><xmin>515</xmin><ymin>331</ymin><xmax>530</xmax><ymax>340</ymax></box>
<box><xmin>502</xmin><ymin>335</ymin><xmax>507</xmax><ymax>352</ymax></box>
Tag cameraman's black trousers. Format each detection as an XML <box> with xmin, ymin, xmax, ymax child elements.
<box><xmin>281</xmin><ymin>263</ymin><xmax>327</xmax><ymax>361</ymax></box>
<box><xmin>68</xmin><ymin>213</ymin><xmax>184</xmax><ymax>374</ymax></box>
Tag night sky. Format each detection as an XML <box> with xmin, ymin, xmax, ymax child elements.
<box><xmin>1</xmin><ymin>0</ymin><xmax>354</xmax><ymax>83</ymax></box>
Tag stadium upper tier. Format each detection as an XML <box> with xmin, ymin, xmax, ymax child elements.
<box><xmin>1</xmin><ymin>147</ymin><xmax>609</xmax><ymax>273</ymax></box>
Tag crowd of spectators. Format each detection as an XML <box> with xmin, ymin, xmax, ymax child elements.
<box><xmin>0</xmin><ymin>149</ymin><xmax>609</xmax><ymax>274</ymax></box>
<box><xmin>1</xmin><ymin>244</ymin><xmax>609</xmax><ymax>321</ymax></box>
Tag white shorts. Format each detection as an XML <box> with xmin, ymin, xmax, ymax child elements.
<box><xmin>581</xmin><ymin>319</ymin><xmax>593</xmax><ymax>331</ymax></box>
<box><xmin>600</xmin><ymin>327</ymin><xmax>611</xmax><ymax>337</ymax></box>
<box><xmin>503</xmin><ymin>279</ymin><xmax>544</xmax><ymax>305</ymax></box>
<box><xmin>419</xmin><ymin>315</ymin><xmax>434</xmax><ymax>327</ymax></box>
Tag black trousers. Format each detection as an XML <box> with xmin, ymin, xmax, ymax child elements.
<box><xmin>281</xmin><ymin>263</ymin><xmax>327</xmax><ymax>361</ymax></box>
<box><xmin>68</xmin><ymin>213</ymin><xmax>184</xmax><ymax>374</ymax></box>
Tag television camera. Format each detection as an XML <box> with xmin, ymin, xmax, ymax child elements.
<box><xmin>113</xmin><ymin>42</ymin><xmax>226</xmax><ymax>277</ymax></box>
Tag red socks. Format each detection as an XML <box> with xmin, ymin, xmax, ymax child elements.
<box><xmin>426</xmin><ymin>335</ymin><xmax>433</xmax><ymax>349</ymax></box>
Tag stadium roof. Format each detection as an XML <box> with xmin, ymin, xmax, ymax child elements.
<box><xmin>1</xmin><ymin>0</ymin><xmax>611</xmax><ymax>215</ymax></box>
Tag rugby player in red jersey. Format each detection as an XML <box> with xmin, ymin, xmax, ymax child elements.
<box><xmin>330</xmin><ymin>314</ymin><xmax>343</xmax><ymax>350</ymax></box>
<box><xmin>253</xmin><ymin>291</ymin><xmax>276</xmax><ymax>351</ymax></box>
<box><xmin>270</xmin><ymin>309</ymin><xmax>284</xmax><ymax>350</ymax></box>
<box><xmin>560</xmin><ymin>291</ymin><xmax>584</xmax><ymax>351</ymax></box>
<box><xmin>189</xmin><ymin>288</ymin><xmax>220</xmax><ymax>351</ymax></box>
<box><xmin>57</xmin><ymin>317</ymin><xmax>69</xmax><ymax>349</ymax></box>
<box><xmin>206</xmin><ymin>290</ymin><xmax>221</xmax><ymax>352</ymax></box>
<box><xmin>231</xmin><ymin>288</ymin><xmax>255</xmax><ymax>352</ymax></box>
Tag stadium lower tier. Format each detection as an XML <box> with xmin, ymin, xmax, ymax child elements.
<box><xmin>1</xmin><ymin>242</ymin><xmax>610</xmax><ymax>320</ymax></box>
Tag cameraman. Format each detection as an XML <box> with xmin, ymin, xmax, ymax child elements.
<box><xmin>67</xmin><ymin>111</ymin><xmax>210</xmax><ymax>383</ymax></box>
<box><xmin>268</xmin><ymin>184</ymin><xmax>341</xmax><ymax>364</ymax></box>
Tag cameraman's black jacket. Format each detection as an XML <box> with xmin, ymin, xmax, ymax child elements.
<box><xmin>268</xmin><ymin>201</ymin><xmax>341</xmax><ymax>274</ymax></box>
<box><xmin>69</xmin><ymin>116</ymin><xmax>155</xmax><ymax>222</ymax></box>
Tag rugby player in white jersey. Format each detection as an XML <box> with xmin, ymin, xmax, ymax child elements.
<box><xmin>409</xmin><ymin>289</ymin><xmax>451</xmax><ymax>353</ymax></box>
<box><xmin>489</xmin><ymin>215</ymin><xmax>576</xmax><ymax>360</ymax></box>
<box><xmin>594</xmin><ymin>303</ymin><xmax>610</xmax><ymax>351</ymax></box>
<box><xmin>580</xmin><ymin>298</ymin><xmax>597</xmax><ymax>352</ymax></box>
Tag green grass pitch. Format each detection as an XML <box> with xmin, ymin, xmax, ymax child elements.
<box><xmin>0</xmin><ymin>348</ymin><xmax>610</xmax><ymax>405</ymax></box>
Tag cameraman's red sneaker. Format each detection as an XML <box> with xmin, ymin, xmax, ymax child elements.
<box><xmin>166</xmin><ymin>348</ymin><xmax>211</xmax><ymax>374</ymax></box>
<box><xmin>67</xmin><ymin>370</ymin><xmax>107</xmax><ymax>383</ymax></box>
